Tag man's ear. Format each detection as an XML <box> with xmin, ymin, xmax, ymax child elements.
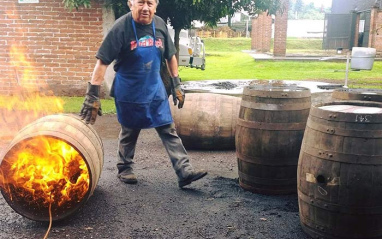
<box><xmin>128</xmin><ymin>0</ymin><xmax>132</xmax><ymax>9</ymax></box>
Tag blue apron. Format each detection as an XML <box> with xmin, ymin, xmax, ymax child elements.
<box><xmin>114</xmin><ymin>19</ymin><xmax>173</xmax><ymax>129</ymax></box>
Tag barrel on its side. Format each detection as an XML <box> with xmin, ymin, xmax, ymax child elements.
<box><xmin>170</xmin><ymin>93</ymin><xmax>241</xmax><ymax>150</ymax></box>
<box><xmin>298</xmin><ymin>101</ymin><xmax>382</xmax><ymax>239</ymax></box>
<box><xmin>332</xmin><ymin>88</ymin><xmax>382</xmax><ymax>102</ymax></box>
<box><xmin>236</xmin><ymin>85</ymin><xmax>311</xmax><ymax>194</ymax></box>
<box><xmin>0</xmin><ymin>114</ymin><xmax>103</xmax><ymax>221</ymax></box>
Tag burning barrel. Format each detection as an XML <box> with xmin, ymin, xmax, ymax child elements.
<box><xmin>298</xmin><ymin>101</ymin><xmax>382</xmax><ymax>238</ymax></box>
<box><xmin>0</xmin><ymin>114</ymin><xmax>103</xmax><ymax>222</ymax></box>
<box><xmin>170</xmin><ymin>93</ymin><xmax>241</xmax><ymax>150</ymax></box>
<box><xmin>332</xmin><ymin>88</ymin><xmax>382</xmax><ymax>102</ymax></box>
<box><xmin>236</xmin><ymin>84</ymin><xmax>311</xmax><ymax>194</ymax></box>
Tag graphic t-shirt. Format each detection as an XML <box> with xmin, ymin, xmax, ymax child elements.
<box><xmin>96</xmin><ymin>12</ymin><xmax>176</xmax><ymax>72</ymax></box>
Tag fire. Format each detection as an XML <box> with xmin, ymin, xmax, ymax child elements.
<box><xmin>0</xmin><ymin>44</ymin><xmax>64</xmax><ymax>141</ymax></box>
<box><xmin>0</xmin><ymin>136</ymin><xmax>89</xmax><ymax>214</ymax></box>
<box><xmin>0</xmin><ymin>9</ymin><xmax>87</xmax><ymax>222</ymax></box>
<box><xmin>1</xmin><ymin>3</ymin><xmax>63</xmax><ymax>136</ymax></box>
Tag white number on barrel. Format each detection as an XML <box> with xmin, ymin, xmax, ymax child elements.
<box><xmin>355</xmin><ymin>115</ymin><xmax>371</xmax><ymax>122</ymax></box>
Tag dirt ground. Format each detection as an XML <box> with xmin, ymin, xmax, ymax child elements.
<box><xmin>0</xmin><ymin>114</ymin><xmax>311</xmax><ymax>239</ymax></box>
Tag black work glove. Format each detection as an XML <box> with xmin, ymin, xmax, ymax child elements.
<box><xmin>80</xmin><ymin>82</ymin><xmax>102</xmax><ymax>125</ymax></box>
<box><xmin>170</xmin><ymin>76</ymin><xmax>185</xmax><ymax>109</ymax></box>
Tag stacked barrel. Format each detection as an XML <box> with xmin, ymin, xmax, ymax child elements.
<box><xmin>236</xmin><ymin>85</ymin><xmax>382</xmax><ymax>238</ymax></box>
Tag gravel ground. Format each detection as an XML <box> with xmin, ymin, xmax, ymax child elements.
<box><xmin>0</xmin><ymin>114</ymin><xmax>310</xmax><ymax>239</ymax></box>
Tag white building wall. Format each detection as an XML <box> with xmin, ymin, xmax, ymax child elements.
<box><xmin>287</xmin><ymin>20</ymin><xmax>325</xmax><ymax>38</ymax></box>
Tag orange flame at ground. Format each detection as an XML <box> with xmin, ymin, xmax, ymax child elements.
<box><xmin>0</xmin><ymin>136</ymin><xmax>89</xmax><ymax>208</ymax></box>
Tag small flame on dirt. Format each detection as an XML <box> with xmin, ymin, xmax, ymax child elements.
<box><xmin>0</xmin><ymin>136</ymin><xmax>89</xmax><ymax>211</ymax></box>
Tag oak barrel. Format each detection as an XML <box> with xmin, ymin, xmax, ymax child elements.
<box><xmin>170</xmin><ymin>93</ymin><xmax>241</xmax><ymax>150</ymax></box>
<box><xmin>0</xmin><ymin>114</ymin><xmax>103</xmax><ymax>221</ymax></box>
<box><xmin>298</xmin><ymin>101</ymin><xmax>382</xmax><ymax>239</ymax></box>
<box><xmin>236</xmin><ymin>84</ymin><xmax>311</xmax><ymax>194</ymax></box>
<box><xmin>332</xmin><ymin>88</ymin><xmax>382</xmax><ymax>102</ymax></box>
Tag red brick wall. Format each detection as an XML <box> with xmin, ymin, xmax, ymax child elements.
<box><xmin>273</xmin><ymin>0</ymin><xmax>289</xmax><ymax>57</ymax></box>
<box><xmin>0</xmin><ymin>0</ymin><xmax>103</xmax><ymax>96</ymax></box>
<box><xmin>251</xmin><ymin>12</ymin><xmax>272</xmax><ymax>52</ymax></box>
<box><xmin>372</xmin><ymin>9</ymin><xmax>382</xmax><ymax>56</ymax></box>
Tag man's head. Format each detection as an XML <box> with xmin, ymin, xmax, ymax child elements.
<box><xmin>129</xmin><ymin>0</ymin><xmax>158</xmax><ymax>25</ymax></box>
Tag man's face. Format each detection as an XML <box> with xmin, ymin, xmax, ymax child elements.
<box><xmin>130</xmin><ymin>0</ymin><xmax>157</xmax><ymax>25</ymax></box>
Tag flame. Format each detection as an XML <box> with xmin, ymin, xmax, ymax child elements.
<box><xmin>0</xmin><ymin>6</ymin><xmax>85</xmax><ymax>221</ymax></box>
<box><xmin>0</xmin><ymin>136</ymin><xmax>89</xmax><ymax>209</ymax></box>
<box><xmin>2</xmin><ymin>4</ymin><xmax>63</xmax><ymax>116</ymax></box>
<box><xmin>0</xmin><ymin>44</ymin><xmax>64</xmax><ymax>141</ymax></box>
<box><xmin>4</xmin><ymin>44</ymin><xmax>64</xmax><ymax>111</ymax></box>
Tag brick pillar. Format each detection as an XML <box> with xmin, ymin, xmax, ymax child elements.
<box><xmin>354</xmin><ymin>13</ymin><xmax>360</xmax><ymax>47</ymax></box>
<box><xmin>372</xmin><ymin>9</ymin><xmax>382</xmax><ymax>56</ymax></box>
<box><xmin>369</xmin><ymin>7</ymin><xmax>379</xmax><ymax>48</ymax></box>
<box><xmin>251</xmin><ymin>12</ymin><xmax>272</xmax><ymax>52</ymax></box>
<box><xmin>274</xmin><ymin>0</ymin><xmax>289</xmax><ymax>56</ymax></box>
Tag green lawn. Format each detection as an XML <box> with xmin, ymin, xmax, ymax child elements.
<box><xmin>60</xmin><ymin>96</ymin><xmax>116</xmax><ymax>115</ymax></box>
<box><xmin>180</xmin><ymin>38</ymin><xmax>382</xmax><ymax>89</ymax></box>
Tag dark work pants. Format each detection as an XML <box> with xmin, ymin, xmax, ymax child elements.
<box><xmin>117</xmin><ymin>123</ymin><xmax>194</xmax><ymax>180</ymax></box>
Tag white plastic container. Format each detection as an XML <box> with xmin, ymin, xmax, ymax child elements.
<box><xmin>351</xmin><ymin>47</ymin><xmax>376</xmax><ymax>70</ymax></box>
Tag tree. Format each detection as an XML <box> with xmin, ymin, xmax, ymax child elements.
<box><xmin>63</xmin><ymin>0</ymin><xmax>91</xmax><ymax>10</ymax></box>
<box><xmin>64</xmin><ymin>0</ymin><xmax>283</xmax><ymax>59</ymax></box>
<box><xmin>288</xmin><ymin>0</ymin><xmax>328</xmax><ymax>20</ymax></box>
<box><xmin>293</xmin><ymin>0</ymin><xmax>303</xmax><ymax>19</ymax></box>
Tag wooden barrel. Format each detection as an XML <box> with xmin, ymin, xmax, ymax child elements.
<box><xmin>0</xmin><ymin>114</ymin><xmax>103</xmax><ymax>222</ymax></box>
<box><xmin>236</xmin><ymin>84</ymin><xmax>311</xmax><ymax>194</ymax></box>
<box><xmin>332</xmin><ymin>88</ymin><xmax>382</xmax><ymax>102</ymax></box>
<box><xmin>170</xmin><ymin>93</ymin><xmax>241</xmax><ymax>150</ymax></box>
<box><xmin>298</xmin><ymin>101</ymin><xmax>382</xmax><ymax>239</ymax></box>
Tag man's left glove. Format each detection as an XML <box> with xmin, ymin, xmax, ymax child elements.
<box><xmin>170</xmin><ymin>76</ymin><xmax>185</xmax><ymax>109</ymax></box>
<box><xmin>80</xmin><ymin>82</ymin><xmax>102</xmax><ymax>125</ymax></box>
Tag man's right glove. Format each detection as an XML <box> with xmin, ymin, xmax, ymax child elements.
<box><xmin>80</xmin><ymin>82</ymin><xmax>102</xmax><ymax>125</ymax></box>
<box><xmin>170</xmin><ymin>76</ymin><xmax>185</xmax><ymax>109</ymax></box>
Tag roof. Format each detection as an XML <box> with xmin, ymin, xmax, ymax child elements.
<box><xmin>331</xmin><ymin>0</ymin><xmax>381</xmax><ymax>14</ymax></box>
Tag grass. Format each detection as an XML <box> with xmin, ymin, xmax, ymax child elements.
<box><xmin>285</xmin><ymin>38</ymin><xmax>323</xmax><ymax>50</ymax></box>
<box><xmin>180</xmin><ymin>37</ymin><xmax>382</xmax><ymax>89</ymax></box>
<box><xmin>0</xmin><ymin>95</ymin><xmax>116</xmax><ymax>115</ymax></box>
<box><xmin>200</xmin><ymin>38</ymin><xmax>252</xmax><ymax>52</ymax></box>
<box><xmin>60</xmin><ymin>96</ymin><xmax>116</xmax><ymax>115</ymax></box>
<box><xmin>4</xmin><ymin>37</ymin><xmax>382</xmax><ymax>114</ymax></box>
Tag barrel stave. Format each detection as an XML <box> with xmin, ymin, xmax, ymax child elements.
<box><xmin>237</xmin><ymin>85</ymin><xmax>311</xmax><ymax>195</ymax></box>
<box><xmin>170</xmin><ymin>93</ymin><xmax>241</xmax><ymax>150</ymax></box>
<box><xmin>298</xmin><ymin>101</ymin><xmax>382</xmax><ymax>238</ymax></box>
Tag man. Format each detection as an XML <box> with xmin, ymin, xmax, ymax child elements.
<box><xmin>80</xmin><ymin>0</ymin><xmax>207</xmax><ymax>188</ymax></box>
